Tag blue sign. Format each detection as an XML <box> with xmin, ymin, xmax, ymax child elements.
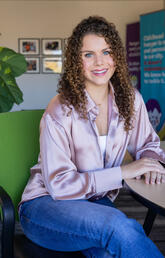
<box><xmin>140</xmin><ymin>10</ymin><xmax>165</xmax><ymax>136</ymax></box>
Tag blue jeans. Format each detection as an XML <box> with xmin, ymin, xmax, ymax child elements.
<box><xmin>19</xmin><ymin>195</ymin><xmax>163</xmax><ymax>258</ymax></box>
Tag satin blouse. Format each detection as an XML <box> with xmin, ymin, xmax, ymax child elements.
<box><xmin>20</xmin><ymin>85</ymin><xmax>165</xmax><ymax>205</ymax></box>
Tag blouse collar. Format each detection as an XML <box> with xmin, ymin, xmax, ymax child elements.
<box><xmin>85</xmin><ymin>82</ymin><xmax>118</xmax><ymax>121</ymax></box>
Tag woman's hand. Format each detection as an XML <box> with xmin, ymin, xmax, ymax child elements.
<box><xmin>136</xmin><ymin>172</ymin><xmax>165</xmax><ymax>184</ymax></box>
<box><xmin>121</xmin><ymin>157</ymin><xmax>165</xmax><ymax>184</ymax></box>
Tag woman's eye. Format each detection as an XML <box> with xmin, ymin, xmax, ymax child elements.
<box><xmin>84</xmin><ymin>53</ymin><xmax>93</xmax><ymax>58</ymax></box>
<box><xmin>103</xmin><ymin>51</ymin><xmax>110</xmax><ymax>55</ymax></box>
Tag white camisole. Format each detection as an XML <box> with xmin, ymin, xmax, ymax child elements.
<box><xmin>98</xmin><ymin>135</ymin><xmax>107</xmax><ymax>158</ymax></box>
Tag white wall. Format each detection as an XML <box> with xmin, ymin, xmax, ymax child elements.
<box><xmin>0</xmin><ymin>0</ymin><xmax>164</xmax><ymax>111</ymax></box>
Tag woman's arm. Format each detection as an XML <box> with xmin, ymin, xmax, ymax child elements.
<box><xmin>121</xmin><ymin>90</ymin><xmax>165</xmax><ymax>184</ymax></box>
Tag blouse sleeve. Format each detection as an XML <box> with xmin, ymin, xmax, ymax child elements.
<box><xmin>40</xmin><ymin>113</ymin><xmax>122</xmax><ymax>200</ymax></box>
<box><xmin>127</xmin><ymin>90</ymin><xmax>165</xmax><ymax>163</ymax></box>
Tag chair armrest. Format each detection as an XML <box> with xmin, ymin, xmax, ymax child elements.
<box><xmin>0</xmin><ymin>186</ymin><xmax>15</xmax><ymax>258</ymax></box>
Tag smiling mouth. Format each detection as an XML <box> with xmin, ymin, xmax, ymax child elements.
<box><xmin>92</xmin><ymin>69</ymin><xmax>108</xmax><ymax>75</ymax></box>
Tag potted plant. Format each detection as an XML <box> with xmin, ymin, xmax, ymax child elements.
<box><xmin>0</xmin><ymin>47</ymin><xmax>27</xmax><ymax>112</ymax></box>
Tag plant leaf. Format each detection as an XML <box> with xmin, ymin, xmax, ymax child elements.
<box><xmin>0</xmin><ymin>61</ymin><xmax>23</xmax><ymax>104</ymax></box>
<box><xmin>0</xmin><ymin>46</ymin><xmax>26</xmax><ymax>112</ymax></box>
<box><xmin>0</xmin><ymin>78</ymin><xmax>14</xmax><ymax>112</ymax></box>
<box><xmin>0</xmin><ymin>47</ymin><xmax>27</xmax><ymax>77</ymax></box>
<box><xmin>0</xmin><ymin>95</ymin><xmax>14</xmax><ymax>112</ymax></box>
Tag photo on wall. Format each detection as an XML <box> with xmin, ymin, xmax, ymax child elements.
<box><xmin>41</xmin><ymin>38</ymin><xmax>62</xmax><ymax>55</ymax></box>
<box><xmin>63</xmin><ymin>38</ymin><xmax>68</xmax><ymax>53</ymax></box>
<box><xmin>42</xmin><ymin>57</ymin><xmax>62</xmax><ymax>74</ymax></box>
<box><xmin>18</xmin><ymin>38</ymin><xmax>40</xmax><ymax>55</ymax></box>
<box><xmin>25</xmin><ymin>57</ymin><xmax>40</xmax><ymax>74</ymax></box>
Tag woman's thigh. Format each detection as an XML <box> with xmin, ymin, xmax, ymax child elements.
<box><xmin>19</xmin><ymin>195</ymin><xmax>125</xmax><ymax>252</ymax></box>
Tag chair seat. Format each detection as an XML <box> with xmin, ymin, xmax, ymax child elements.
<box><xmin>14</xmin><ymin>234</ymin><xmax>85</xmax><ymax>258</ymax></box>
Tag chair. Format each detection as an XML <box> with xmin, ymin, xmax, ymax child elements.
<box><xmin>0</xmin><ymin>110</ymin><xmax>84</xmax><ymax>258</ymax></box>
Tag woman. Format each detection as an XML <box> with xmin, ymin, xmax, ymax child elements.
<box><xmin>19</xmin><ymin>16</ymin><xmax>165</xmax><ymax>257</ymax></box>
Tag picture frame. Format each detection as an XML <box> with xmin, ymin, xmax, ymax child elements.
<box><xmin>64</xmin><ymin>38</ymin><xmax>68</xmax><ymax>47</ymax></box>
<box><xmin>18</xmin><ymin>38</ymin><xmax>40</xmax><ymax>55</ymax></box>
<box><xmin>42</xmin><ymin>57</ymin><xmax>62</xmax><ymax>74</ymax></box>
<box><xmin>25</xmin><ymin>57</ymin><xmax>40</xmax><ymax>74</ymax></box>
<box><xmin>63</xmin><ymin>38</ymin><xmax>68</xmax><ymax>52</ymax></box>
<box><xmin>41</xmin><ymin>38</ymin><xmax>62</xmax><ymax>55</ymax></box>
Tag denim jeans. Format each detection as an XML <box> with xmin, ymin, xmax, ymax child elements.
<box><xmin>19</xmin><ymin>195</ymin><xmax>163</xmax><ymax>258</ymax></box>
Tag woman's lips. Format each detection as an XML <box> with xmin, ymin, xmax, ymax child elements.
<box><xmin>92</xmin><ymin>69</ymin><xmax>108</xmax><ymax>76</ymax></box>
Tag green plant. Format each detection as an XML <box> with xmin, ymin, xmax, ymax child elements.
<box><xmin>0</xmin><ymin>47</ymin><xmax>27</xmax><ymax>112</ymax></box>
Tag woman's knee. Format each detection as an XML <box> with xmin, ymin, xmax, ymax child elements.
<box><xmin>111</xmin><ymin>217</ymin><xmax>145</xmax><ymax>245</ymax></box>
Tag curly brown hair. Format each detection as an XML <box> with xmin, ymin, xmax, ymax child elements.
<box><xmin>58</xmin><ymin>15</ymin><xmax>135</xmax><ymax>131</ymax></box>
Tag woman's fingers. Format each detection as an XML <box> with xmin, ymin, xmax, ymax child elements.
<box><xmin>161</xmin><ymin>174</ymin><xmax>165</xmax><ymax>183</ymax></box>
<box><xmin>150</xmin><ymin>171</ymin><xmax>157</xmax><ymax>184</ymax></box>
<box><xmin>156</xmin><ymin>172</ymin><xmax>162</xmax><ymax>184</ymax></box>
<box><xmin>144</xmin><ymin>171</ymin><xmax>165</xmax><ymax>184</ymax></box>
<box><xmin>144</xmin><ymin>173</ymin><xmax>150</xmax><ymax>184</ymax></box>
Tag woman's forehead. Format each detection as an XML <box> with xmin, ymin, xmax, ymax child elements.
<box><xmin>81</xmin><ymin>34</ymin><xmax>110</xmax><ymax>50</ymax></box>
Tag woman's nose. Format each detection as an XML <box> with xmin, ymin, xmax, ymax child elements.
<box><xmin>94</xmin><ymin>54</ymin><xmax>103</xmax><ymax>65</ymax></box>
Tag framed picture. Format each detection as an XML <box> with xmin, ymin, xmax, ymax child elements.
<box><xmin>25</xmin><ymin>57</ymin><xmax>40</xmax><ymax>74</ymax></box>
<box><xmin>42</xmin><ymin>57</ymin><xmax>62</xmax><ymax>74</ymax></box>
<box><xmin>18</xmin><ymin>38</ymin><xmax>40</xmax><ymax>55</ymax></box>
<box><xmin>64</xmin><ymin>38</ymin><xmax>68</xmax><ymax>46</ymax></box>
<box><xmin>41</xmin><ymin>38</ymin><xmax>62</xmax><ymax>55</ymax></box>
<box><xmin>63</xmin><ymin>38</ymin><xmax>68</xmax><ymax>52</ymax></box>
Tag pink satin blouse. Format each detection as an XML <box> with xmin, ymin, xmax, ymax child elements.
<box><xmin>20</xmin><ymin>85</ymin><xmax>165</xmax><ymax>205</ymax></box>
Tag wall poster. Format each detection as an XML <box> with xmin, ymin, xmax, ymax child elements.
<box><xmin>126</xmin><ymin>22</ymin><xmax>140</xmax><ymax>90</ymax></box>
<box><xmin>140</xmin><ymin>10</ymin><xmax>165</xmax><ymax>139</ymax></box>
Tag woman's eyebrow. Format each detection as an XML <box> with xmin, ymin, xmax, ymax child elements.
<box><xmin>81</xmin><ymin>47</ymin><xmax>111</xmax><ymax>53</ymax></box>
<box><xmin>80</xmin><ymin>50</ymin><xmax>94</xmax><ymax>53</ymax></box>
<box><xmin>102</xmin><ymin>47</ymin><xmax>111</xmax><ymax>51</ymax></box>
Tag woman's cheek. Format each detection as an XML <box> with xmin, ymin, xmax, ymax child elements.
<box><xmin>108</xmin><ymin>56</ymin><xmax>115</xmax><ymax>66</ymax></box>
<box><xmin>82</xmin><ymin>60</ymin><xmax>91</xmax><ymax>71</ymax></box>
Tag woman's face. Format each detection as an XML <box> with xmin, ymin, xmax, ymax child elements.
<box><xmin>81</xmin><ymin>34</ymin><xmax>116</xmax><ymax>90</ymax></box>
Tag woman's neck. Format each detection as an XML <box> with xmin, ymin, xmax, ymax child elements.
<box><xmin>86</xmin><ymin>84</ymin><xmax>109</xmax><ymax>106</ymax></box>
